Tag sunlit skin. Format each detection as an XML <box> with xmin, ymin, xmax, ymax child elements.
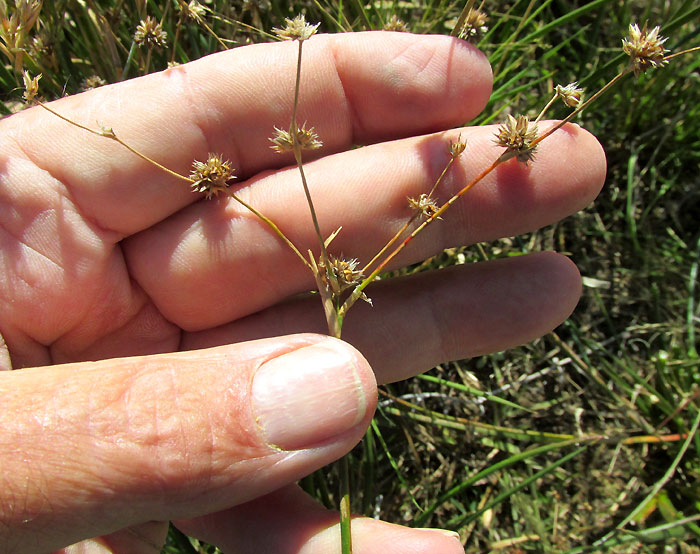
<box><xmin>0</xmin><ymin>32</ymin><xmax>605</xmax><ymax>554</ymax></box>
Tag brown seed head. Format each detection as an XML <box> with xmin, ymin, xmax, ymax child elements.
<box><xmin>321</xmin><ymin>256</ymin><xmax>363</xmax><ymax>293</ymax></box>
<box><xmin>134</xmin><ymin>16</ymin><xmax>168</xmax><ymax>49</ymax></box>
<box><xmin>190</xmin><ymin>154</ymin><xmax>235</xmax><ymax>199</ymax></box>
<box><xmin>383</xmin><ymin>15</ymin><xmax>408</xmax><ymax>32</ymax></box>
<box><xmin>80</xmin><ymin>75</ymin><xmax>107</xmax><ymax>91</ymax></box>
<box><xmin>622</xmin><ymin>23</ymin><xmax>669</xmax><ymax>76</ymax></box>
<box><xmin>408</xmin><ymin>194</ymin><xmax>441</xmax><ymax>220</ymax></box>
<box><xmin>179</xmin><ymin>0</ymin><xmax>206</xmax><ymax>22</ymax></box>
<box><xmin>494</xmin><ymin>114</ymin><xmax>538</xmax><ymax>163</ymax></box>
<box><xmin>459</xmin><ymin>8</ymin><xmax>489</xmax><ymax>43</ymax></box>
<box><xmin>448</xmin><ymin>136</ymin><xmax>467</xmax><ymax>158</ymax></box>
<box><xmin>555</xmin><ymin>82</ymin><xmax>584</xmax><ymax>108</ymax></box>
<box><xmin>321</xmin><ymin>255</ymin><xmax>372</xmax><ymax>304</ymax></box>
<box><xmin>270</xmin><ymin>123</ymin><xmax>323</xmax><ymax>153</ymax></box>
<box><xmin>273</xmin><ymin>14</ymin><xmax>320</xmax><ymax>41</ymax></box>
<box><xmin>21</xmin><ymin>70</ymin><xmax>40</xmax><ymax>103</ymax></box>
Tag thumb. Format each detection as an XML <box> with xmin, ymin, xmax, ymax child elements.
<box><xmin>0</xmin><ymin>334</ymin><xmax>376</xmax><ymax>554</ymax></box>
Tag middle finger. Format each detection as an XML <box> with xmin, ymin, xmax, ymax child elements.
<box><xmin>124</xmin><ymin>122</ymin><xmax>605</xmax><ymax>331</ymax></box>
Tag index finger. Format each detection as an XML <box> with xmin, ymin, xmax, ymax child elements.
<box><xmin>1</xmin><ymin>32</ymin><xmax>491</xmax><ymax>236</ymax></box>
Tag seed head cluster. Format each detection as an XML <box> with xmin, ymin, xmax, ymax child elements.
<box><xmin>383</xmin><ymin>15</ymin><xmax>408</xmax><ymax>32</ymax></box>
<box><xmin>494</xmin><ymin>114</ymin><xmax>538</xmax><ymax>163</ymax></box>
<box><xmin>134</xmin><ymin>16</ymin><xmax>167</xmax><ymax>49</ymax></box>
<box><xmin>622</xmin><ymin>23</ymin><xmax>669</xmax><ymax>76</ymax></box>
<box><xmin>22</xmin><ymin>70</ymin><xmax>41</xmax><ymax>103</ymax></box>
<box><xmin>448</xmin><ymin>137</ymin><xmax>467</xmax><ymax>159</ymax></box>
<box><xmin>273</xmin><ymin>14</ymin><xmax>319</xmax><ymax>41</ymax></box>
<box><xmin>190</xmin><ymin>154</ymin><xmax>235</xmax><ymax>199</ymax></box>
<box><xmin>80</xmin><ymin>75</ymin><xmax>107</xmax><ymax>91</ymax></box>
<box><xmin>179</xmin><ymin>0</ymin><xmax>206</xmax><ymax>22</ymax></box>
<box><xmin>459</xmin><ymin>8</ymin><xmax>489</xmax><ymax>43</ymax></box>
<box><xmin>408</xmin><ymin>193</ymin><xmax>440</xmax><ymax>220</ymax></box>
<box><xmin>555</xmin><ymin>82</ymin><xmax>584</xmax><ymax>108</ymax></box>
<box><xmin>270</xmin><ymin>124</ymin><xmax>323</xmax><ymax>153</ymax></box>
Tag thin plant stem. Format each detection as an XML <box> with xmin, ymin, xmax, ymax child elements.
<box><xmin>361</xmin><ymin>156</ymin><xmax>456</xmax><ymax>275</ymax></box>
<box><xmin>664</xmin><ymin>45</ymin><xmax>700</xmax><ymax>61</ymax></box>
<box><xmin>426</xmin><ymin>155</ymin><xmax>456</xmax><ymax>199</ymax></box>
<box><xmin>122</xmin><ymin>40</ymin><xmax>138</xmax><ymax>81</ymax></box>
<box><xmin>171</xmin><ymin>15</ymin><xmax>183</xmax><ymax>64</ymax></box>
<box><xmin>310</xmin><ymin>253</ymin><xmax>342</xmax><ymax>337</ymax></box>
<box><xmin>36</xmin><ymin>102</ymin><xmax>191</xmax><ymax>183</ymax></box>
<box><xmin>534</xmin><ymin>93</ymin><xmax>557</xmax><ymax>123</ymax></box>
<box><xmin>339</xmin><ymin>455</ymin><xmax>352</xmax><ymax>553</ymax></box>
<box><xmin>37</xmin><ymin>102</ymin><xmax>309</xmax><ymax>272</ymax></box>
<box><xmin>291</xmin><ymin>40</ymin><xmax>328</xmax><ymax>263</ymax></box>
<box><xmin>293</xmin><ymin>148</ymin><xmax>328</xmax><ymax>262</ymax></box>
<box><xmin>341</xmin><ymin>157</ymin><xmax>500</xmax><ymax>317</ymax></box>
<box><xmin>144</xmin><ymin>47</ymin><xmax>152</xmax><ymax>75</ymax></box>
<box><xmin>225</xmin><ymin>191</ymin><xmax>311</xmax><ymax>270</ymax></box>
<box><xmin>361</xmin><ymin>214</ymin><xmax>419</xmax><ymax>276</ymax></box>
<box><xmin>200</xmin><ymin>19</ymin><xmax>229</xmax><ymax>50</ymax></box>
<box><xmin>450</xmin><ymin>0</ymin><xmax>476</xmax><ymax>37</ymax></box>
<box><xmin>289</xmin><ymin>39</ymin><xmax>340</xmax><ymax>307</ymax></box>
<box><xmin>531</xmin><ymin>70</ymin><xmax>629</xmax><ymax>148</ymax></box>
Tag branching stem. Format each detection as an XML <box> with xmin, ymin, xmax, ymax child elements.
<box><xmin>226</xmin><ymin>190</ymin><xmax>311</xmax><ymax>270</ymax></box>
<box><xmin>341</xmin><ymin>157</ymin><xmax>500</xmax><ymax>317</ymax></box>
<box><xmin>37</xmin><ymin>101</ymin><xmax>192</xmax><ymax>183</ymax></box>
<box><xmin>531</xmin><ymin>70</ymin><xmax>629</xmax><ymax>147</ymax></box>
<box><xmin>361</xmin><ymin>156</ymin><xmax>456</xmax><ymax>275</ymax></box>
<box><xmin>38</xmin><ymin>101</ymin><xmax>308</xmax><ymax>271</ymax></box>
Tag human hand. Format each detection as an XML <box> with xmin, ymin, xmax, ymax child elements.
<box><xmin>0</xmin><ymin>31</ymin><xmax>605</xmax><ymax>553</ymax></box>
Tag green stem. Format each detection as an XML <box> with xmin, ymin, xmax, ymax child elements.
<box><xmin>340</xmin><ymin>455</ymin><xmax>352</xmax><ymax>554</ymax></box>
<box><xmin>171</xmin><ymin>15</ymin><xmax>183</xmax><ymax>65</ymax></box>
<box><xmin>144</xmin><ymin>47</ymin><xmax>152</xmax><ymax>75</ymax></box>
<box><xmin>121</xmin><ymin>40</ymin><xmax>138</xmax><ymax>81</ymax></box>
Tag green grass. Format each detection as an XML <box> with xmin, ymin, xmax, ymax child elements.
<box><xmin>3</xmin><ymin>0</ymin><xmax>699</xmax><ymax>552</ymax></box>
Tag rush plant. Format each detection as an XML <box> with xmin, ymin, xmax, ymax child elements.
<box><xmin>4</xmin><ymin>0</ymin><xmax>700</xmax><ymax>552</ymax></box>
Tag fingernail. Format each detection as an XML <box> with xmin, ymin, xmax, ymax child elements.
<box><xmin>415</xmin><ymin>528</ymin><xmax>462</xmax><ymax>541</ymax></box>
<box><xmin>252</xmin><ymin>340</ymin><xmax>369</xmax><ymax>450</ymax></box>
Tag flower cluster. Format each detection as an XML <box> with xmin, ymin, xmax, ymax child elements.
<box><xmin>408</xmin><ymin>193</ymin><xmax>440</xmax><ymax>220</ymax></box>
<box><xmin>22</xmin><ymin>70</ymin><xmax>41</xmax><ymax>103</ymax></box>
<box><xmin>459</xmin><ymin>8</ymin><xmax>488</xmax><ymax>43</ymax></box>
<box><xmin>273</xmin><ymin>14</ymin><xmax>319</xmax><ymax>41</ymax></box>
<box><xmin>270</xmin><ymin>124</ymin><xmax>323</xmax><ymax>153</ymax></box>
<box><xmin>190</xmin><ymin>154</ymin><xmax>234</xmax><ymax>199</ymax></box>
<box><xmin>448</xmin><ymin>137</ymin><xmax>467</xmax><ymax>159</ymax></box>
<box><xmin>383</xmin><ymin>15</ymin><xmax>408</xmax><ymax>32</ymax></box>
<box><xmin>555</xmin><ymin>82</ymin><xmax>584</xmax><ymax>108</ymax></box>
<box><xmin>494</xmin><ymin>114</ymin><xmax>538</xmax><ymax>163</ymax></box>
<box><xmin>134</xmin><ymin>16</ymin><xmax>167</xmax><ymax>49</ymax></box>
<box><xmin>622</xmin><ymin>23</ymin><xmax>669</xmax><ymax>76</ymax></box>
<box><xmin>179</xmin><ymin>0</ymin><xmax>206</xmax><ymax>23</ymax></box>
